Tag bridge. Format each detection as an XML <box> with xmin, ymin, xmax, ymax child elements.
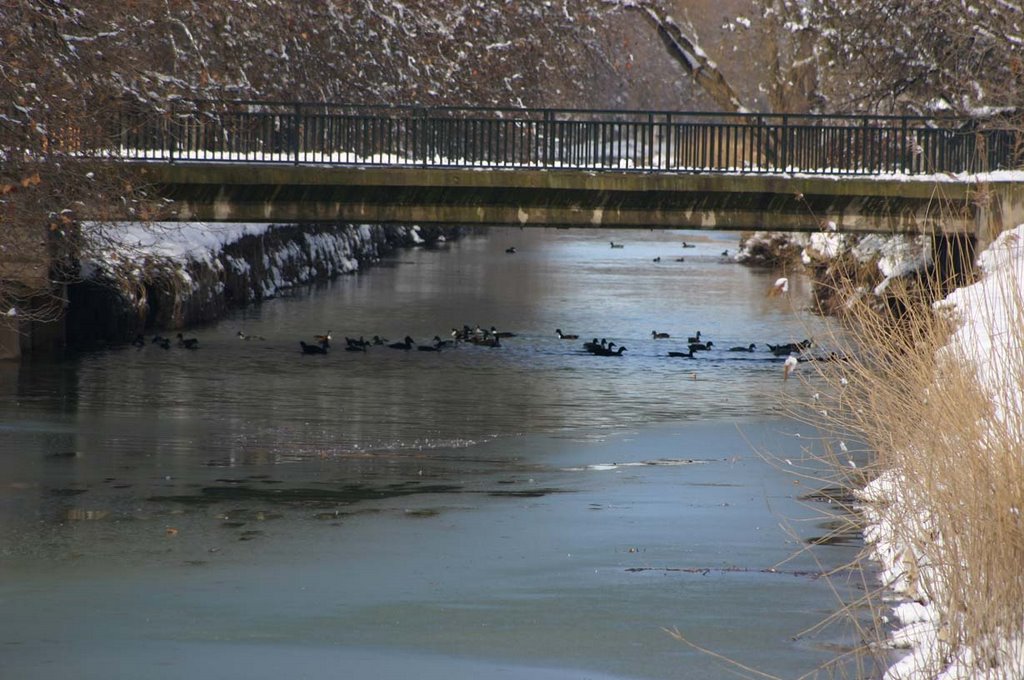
<box><xmin>96</xmin><ymin>102</ymin><xmax>1023</xmax><ymax>240</ymax></box>
<box><xmin>5</xmin><ymin>102</ymin><xmax>1024</xmax><ymax>359</ymax></box>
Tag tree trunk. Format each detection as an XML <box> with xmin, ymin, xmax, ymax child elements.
<box><xmin>630</xmin><ymin>3</ymin><xmax>747</xmax><ymax>113</ymax></box>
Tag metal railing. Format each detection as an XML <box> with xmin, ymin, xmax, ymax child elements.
<box><xmin>26</xmin><ymin>101</ymin><xmax>1024</xmax><ymax>175</ymax></box>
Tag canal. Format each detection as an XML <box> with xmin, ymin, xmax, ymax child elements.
<box><xmin>0</xmin><ymin>227</ymin><xmax>862</xmax><ymax>679</ymax></box>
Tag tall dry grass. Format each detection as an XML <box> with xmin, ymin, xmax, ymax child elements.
<box><xmin>799</xmin><ymin>235</ymin><xmax>1024</xmax><ymax>677</ymax></box>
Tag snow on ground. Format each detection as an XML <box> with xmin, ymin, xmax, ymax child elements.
<box><xmin>738</xmin><ymin>231</ymin><xmax>932</xmax><ymax>299</ymax></box>
<box><xmin>81</xmin><ymin>222</ymin><xmax>274</xmax><ymax>276</ymax></box>
<box><xmin>860</xmin><ymin>225</ymin><xmax>1024</xmax><ymax>679</ymax></box>
<box><xmin>79</xmin><ymin>221</ymin><xmax>422</xmax><ymax>310</ymax></box>
<box><xmin>937</xmin><ymin>228</ymin><xmax>1024</xmax><ymax>429</ymax></box>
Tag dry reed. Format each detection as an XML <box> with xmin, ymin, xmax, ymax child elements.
<box><xmin>796</xmin><ymin>233</ymin><xmax>1024</xmax><ymax>678</ymax></box>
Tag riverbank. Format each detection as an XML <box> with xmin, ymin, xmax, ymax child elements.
<box><xmin>801</xmin><ymin>226</ymin><xmax>1024</xmax><ymax>678</ymax></box>
<box><xmin>735</xmin><ymin>230</ymin><xmax>938</xmax><ymax>316</ymax></box>
<box><xmin>738</xmin><ymin>225</ymin><xmax>1024</xmax><ymax>677</ymax></box>
<box><xmin>64</xmin><ymin>222</ymin><xmax>459</xmax><ymax>348</ymax></box>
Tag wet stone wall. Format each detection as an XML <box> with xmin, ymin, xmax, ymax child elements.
<box><xmin>66</xmin><ymin>224</ymin><xmax>459</xmax><ymax>348</ymax></box>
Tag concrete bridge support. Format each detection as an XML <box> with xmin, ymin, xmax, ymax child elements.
<box><xmin>0</xmin><ymin>323</ymin><xmax>20</xmax><ymax>360</ymax></box>
<box><xmin>0</xmin><ymin>311</ymin><xmax>66</xmax><ymax>360</ymax></box>
<box><xmin>975</xmin><ymin>181</ymin><xmax>1024</xmax><ymax>248</ymax></box>
<box><xmin>0</xmin><ymin>224</ymin><xmax>67</xmax><ymax>360</ymax></box>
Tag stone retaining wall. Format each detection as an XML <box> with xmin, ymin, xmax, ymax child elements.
<box><xmin>64</xmin><ymin>223</ymin><xmax>458</xmax><ymax>348</ymax></box>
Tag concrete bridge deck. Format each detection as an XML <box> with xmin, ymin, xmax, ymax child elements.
<box><xmin>138</xmin><ymin>163</ymin><xmax>1024</xmax><ymax>242</ymax></box>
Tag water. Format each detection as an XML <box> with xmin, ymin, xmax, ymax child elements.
<box><xmin>0</xmin><ymin>228</ymin><xmax>862</xmax><ymax>679</ymax></box>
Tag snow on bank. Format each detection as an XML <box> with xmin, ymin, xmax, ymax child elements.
<box><xmin>737</xmin><ymin>231</ymin><xmax>932</xmax><ymax>298</ymax></box>
<box><xmin>859</xmin><ymin>225</ymin><xmax>1024</xmax><ymax>679</ymax></box>
<box><xmin>86</xmin><ymin>222</ymin><xmax>274</xmax><ymax>263</ymax></box>
<box><xmin>937</xmin><ymin>229</ymin><xmax>1024</xmax><ymax>429</ymax></box>
<box><xmin>82</xmin><ymin>221</ymin><xmax>425</xmax><ymax>287</ymax></box>
<box><xmin>76</xmin><ymin>221</ymin><xmax>433</xmax><ymax>334</ymax></box>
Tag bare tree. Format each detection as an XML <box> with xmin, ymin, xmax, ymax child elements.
<box><xmin>623</xmin><ymin>1</ymin><xmax>749</xmax><ymax>112</ymax></box>
<box><xmin>809</xmin><ymin>0</ymin><xmax>1024</xmax><ymax>116</ymax></box>
<box><xmin>0</xmin><ymin>1</ymin><xmax>148</xmax><ymax>337</ymax></box>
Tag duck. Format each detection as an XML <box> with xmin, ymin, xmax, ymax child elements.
<box><xmin>728</xmin><ymin>343</ymin><xmax>756</xmax><ymax>352</ymax></box>
<box><xmin>153</xmin><ymin>336</ymin><xmax>171</xmax><ymax>350</ymax></box>
<box><xmin>372</xmin><ymin>335</ymin><xmax>388</xmax><ymax>345</ymax></box>
<box><xmin>609</xmin><ymin>241</ymin><xmax>624</xmax><ymax>248</ymax></box>
<box><xmin>489</xmin><ymin>327</ymin><xmax>516</xmax><ymax>338</ymax></box>
<box><xmin>652</xmin><ymin>256</ymin><xmax>661</xmax><ymax>262</ymax></box>
<box><xmin>176</xmin><ymin>333</ymin><xmax>199</xmax><ymax>349</ymax></box>
<box><xmin>417</xmin><ymin>336</ymin><xmax>450</xmax><ymax>351</ymax></box>
<box><xmin>237</xmin><ymin>330</ymin><xmax>265</xmax><ymax>341</ymax></box>
<box><xmin>593</xmin><ymin>345</ymin><xmax>627</xmax><ymax>357</ymax></box>
<box><xmin>721</xmin><ymin>249</ymin><xmax>730</xmax><ymax>257</ymax></box>
<box><xmin>345</xmin><ymin>336</ymin><xmax>370</xmax><ymax>349</ymax></box>
<box><xmin>585</xmin><ymin>339</ymin><xmax>617</xmax><ymax>355</ymax></box>
<box><xmin>131</xmin><ymin>334</ymin><xmax>145</xmax><ymax>348</ymax></box>
<box><xmin>388</xmin><ymin>336</ymin><xmax>414</xmax><ymax>350</ymax></box>
<box><xmin>555</xmin><ymin>328</ymin><xmax>579</xmax><ymax>340</ymax></box>
<box><xmin>688</xmin><ymin>341</ymin><xmax>714</xmax><ymax>351</ymax></box>
<box><xmin>767</xmin><ymin>339</ymin><xmax>812</xmax><ymax>356</ymax></box>
<box><xmin>668</xmin><ymin>349</ymin><xmax>696</xmax><ymax>358</ymax></box>
<box><xmin>651</xmin><ymin>330</ymin><xmax>671</xmax><ymax>339</ymax></box>
<box><xmin>505</xmin><ymin>246</ymin><xmax>517</xmax><ymax>254</ymax></box>
<box><xmin>687</xmin><ymin>331</ymin><xmax>701</xmax><ymax>344</ymax></box>
<box><xmin>300</xmin><ymin>340</ymin><xmax>328</xmax><ymax>355</ymax></box>
<box><xmin>675</xmin><ymin>257</ymin><xmax>686</xmax><ymax>262</ymax></box>
<box><xmin>681</xmin><ymin>241</ymin><xmax>695</xmax><ymax>248</ymax></box>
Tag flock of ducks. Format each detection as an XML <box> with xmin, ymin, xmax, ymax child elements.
<box><xmin>292</xmin><ymin>325</ymin><xmax>516</xmax><ymax>355</ymax></box>
<box><xmin>596</xmin><ymin>240</ymin><xmax>731</xmax><ymax>264</ymax></box>
<box><xmin>571</xmin><ymin>330</ymin><xmax>840</xmax><ymax>381</ymax></box>
<box><xmin>130</xmin><ymin>242</ymin><xmax>820</xmax><ymax>378</ymax></box>
<box><xmin>134</xmin><ymin>327</ymin><xmax>831</xmax><ymax>376</ymax></box>
<box><xmin>502</xmin><ymin>240</ymin><xmax>730</xmax><ymax>265</ymax></box>
<box><xmin>132</xmin><ymin>333</ymin><xmax>198</xmax><ymax>350</ymax></box>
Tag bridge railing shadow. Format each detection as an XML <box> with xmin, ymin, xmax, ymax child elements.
<box><xmin>16</xmin><ymin>101</ymin><xmax>1022</xmax><ymax>176</ymax></box>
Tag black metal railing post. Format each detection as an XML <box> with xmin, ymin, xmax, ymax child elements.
<box><xmin>293</xmin><ymin>103</ymin><xmax>301</xmax><ymax>165</ymax></box>
<box><xmin>755</xmin><ymin>114</ymin><xmax>763</xmax><ymax>172</ymax></box>
<box><xmin>420</xmin><ymin>107</ymin><xmax>430</xmax><ymax>167</ymax></box>
<box><xmin>647</xmin><ymin>113</ymin><xmax>655</xmax><ymax>169</ymax></box>
<box><xmin>167</xmin><ymin>109</ymin><xmax>176</xmax><ymax>164</ymax></box>
<box><xmin>665</xmin><ymin>113</ymin><xmax>673</xmax><ymax>170</ymax></box>
<box><xmin>900</xmin><ymin>115</ymin><xmax>908</xmax><ymax>175</ymax></box>
<box><xmin>780</xmin><ymin>114</ymin><xmax>789</xmax><ymax>172</ymax></box>
<box><xmin>542</xmin><ymin>109</ymin><xmax>553</xmax><ymax>167</ymax></box>
<box><xmin>862</xmin><ymin>116</ymin><xmax>872</xmax><ymax>174</ymax></box>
